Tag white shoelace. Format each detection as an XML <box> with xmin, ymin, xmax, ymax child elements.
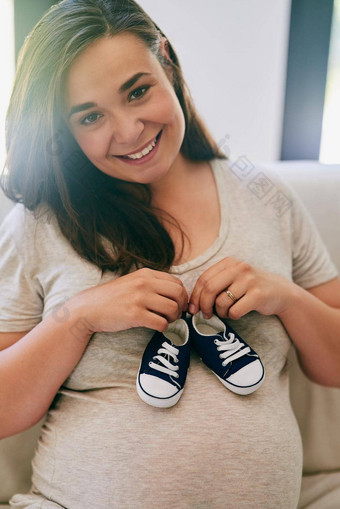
<box><xmin>215</xmin><ymin>332</ymin><xmax>253</xmax><ymax>366</ymax></box>
<box><xmin>149</xmin><ymin>342</ymin><xmax>180</xmax><ymax>378</ymax></box>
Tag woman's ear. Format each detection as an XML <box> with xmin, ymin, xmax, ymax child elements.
<box><xmin>159</xmin><ymin>37</ymin><xmax>171</xmax><ymax>63</ymax></box>
<box><xmin>158</xmin><ymin>37</ymin><xmax>174</xmax><ymax>83</ymax></box>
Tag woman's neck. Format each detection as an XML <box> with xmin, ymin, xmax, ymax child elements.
<box><xmin>150</xmin><ymin>154</ymin><xmax>204</xmax><ymax>206</ymax></box>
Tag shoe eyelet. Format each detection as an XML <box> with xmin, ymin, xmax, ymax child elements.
<box><xmin>148</xmin><ymin>362</ymin><xmax>152</xmax><ymax>367</ymax></box>
<box><xmin>214</xmin><ymin>339</ymin><xmax>218</xmax><ymax>344</ymax></box>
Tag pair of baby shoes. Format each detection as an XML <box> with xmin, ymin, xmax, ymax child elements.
<box><xmin>136</xmin><ymin>311</ymin><xmax>265</xmax><ymax>408</ymax></box>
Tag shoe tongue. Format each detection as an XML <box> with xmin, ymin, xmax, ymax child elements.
<box><xmin>215</xmin><ymin>331</ymin><xmax>225</xmax><ymax>341</ymax></box>
<box><xmin>218</xmin><ymin>331</ymin><xmax>235</xmax><ymax>343</ymax></box>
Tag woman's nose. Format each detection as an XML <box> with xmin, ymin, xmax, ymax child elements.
<box><xmin>109</xmin><ymin>113</ymin><xmax>144</xmax><ymax>147</ymax></box>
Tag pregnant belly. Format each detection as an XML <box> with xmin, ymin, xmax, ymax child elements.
<box><xmin>30</xmin><ymin>361</ymin><xmax>302</xmax><ymax>509</ymax></box>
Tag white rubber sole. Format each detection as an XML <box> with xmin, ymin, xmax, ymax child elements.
<box><xmin>215</xmin><ymin>371</ymin><xmax>265</xmax><ymax>395</ymax></box>
<box><xmin>136</xmin><ymin>378</ymin><xmax>183</xmax><ymax>408</ymax></box>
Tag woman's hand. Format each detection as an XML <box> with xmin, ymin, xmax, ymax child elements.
<box><xmin>188</xmin><ymin>257</ymin><xmax>293</xmax><ymax>320</ymax></box>
<box><xmin>70</xmin><ymin>268</ymin><xmax>188</xmax><ymax>334</ymax></box>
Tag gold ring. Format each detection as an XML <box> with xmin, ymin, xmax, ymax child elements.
<box><xmin>225</xmin><ymin>289</ymin><xmax>237</xmax><ymax>303</ymax></box>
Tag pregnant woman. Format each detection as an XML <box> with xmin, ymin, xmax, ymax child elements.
<box><xmin>1</xmin><ymin>1</ymin><xmax>340</xmax><ymax>507</ymax></box>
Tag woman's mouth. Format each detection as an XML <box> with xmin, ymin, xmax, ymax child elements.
<box><xmin>113</xmin><ymin>130</ymin><xmax>162</xmax><ymax>165</ymax></box>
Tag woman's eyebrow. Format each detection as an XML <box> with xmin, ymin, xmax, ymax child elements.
<box><xmin>67</xmin><ymin>72</ymin><xmax>152</xmax><ymax>119</ymax></box>
<box><xmin>119</xmin><ymin>71</ymin><xmax>152</xmax><ymax>93</ymax></box>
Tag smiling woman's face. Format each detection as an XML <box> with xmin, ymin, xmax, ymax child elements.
<box><xmin>64</xmin><ymin>32</ymin><xmax>186</xmax><ymax>184</ymax></box>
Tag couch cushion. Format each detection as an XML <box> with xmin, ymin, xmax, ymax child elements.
<box><xmin>0</xmin><ymin>420</ymin><xmax>44</xmax><ymax>504</ymax></box>
<box><xmin>289</xmin><ymin>347</ymin><xmax>340</xmax><ymax>474</ymax></box>
<box><xmin>268</xmin><ymin>161</ymin><xmax>340</xmax><ymax>474</ymax></box>
<box><xmin>263</xmin><ymin>161</ymin><xmax>340</xmax><ymax>270</ymax></box>
<box><xmin>298</xmin><ymin>471</ymin><xmax>340</xmax><ymax>509</ymax></box>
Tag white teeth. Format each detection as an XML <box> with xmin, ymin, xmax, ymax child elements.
<box><xmin>126</xmin><ymin>137</ymin><xmax>157</xmax><ymax>159</ymax></box>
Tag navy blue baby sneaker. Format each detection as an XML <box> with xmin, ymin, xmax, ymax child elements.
<box><xmin>188</xmin><ymin>311</ymin><xmax>265</xmax><ymax>395</ymax></box>
<box><xmin>136</xmin><ymin>317</ymin><xmax>191</xmax><ymax>408</ymax></box>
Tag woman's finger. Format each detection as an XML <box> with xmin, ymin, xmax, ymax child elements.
<box><xmin>145</xmin><ymin>293</ymin><xmax>183</xmax><ymax>323</ymax></box>
<box><xmin>189</xmin><ymin>258</ymin><xmax>241</xmax><ymax>314</ymax></box>
<box><xmin>214</xmin><ymin>285</ymin><xmax>246</xmax><ymax>318</ymax></box>
<box><xmin>152</xmin><ymin>279</ymin><xmax>188</xmax><ymax>313</ymax></box>
<box><xmin>141</xmin><ymin>310</ymin><xmax>169</xmax><ymax>332</ymax></box>
<box><xmin>221</xmin><ymin>290</ymin><xmax>260</xmax><ymax>321</ymax></box>
<box><xmin>193</xmin><ymin>276</ymin><xmax>232</xmax><ymax>317</ymax></box>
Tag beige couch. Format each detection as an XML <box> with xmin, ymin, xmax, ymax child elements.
<box><xmin>1</xmin><ymin>161</ymin><xmax>340</xmax><ymax>508</ymax></box>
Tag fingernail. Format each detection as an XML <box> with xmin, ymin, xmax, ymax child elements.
<box><xmin>188</xmin><ymin>303</ymin><xmax>195</xmax><ymax>314</ymax></box>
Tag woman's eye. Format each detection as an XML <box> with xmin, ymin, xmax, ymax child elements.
<box><xmin>129</xmin><ymin>86</ymin><xmax>150</xmax><ymax>102</ymax></box>
<box><xmin>80</xmin><ymin>113</ymin><xmax>102</xmax><ymax>126</ymax></box>
<box><xmin>78</xmin><ymin>86</ymin><xmax>150</xmax><ymax>125</ymax></box>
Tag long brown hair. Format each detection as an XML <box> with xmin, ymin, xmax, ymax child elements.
<box><xmin>2</xmin><ymin>0</ymin><xmax>227</xmax><ymax>275</ymax></box>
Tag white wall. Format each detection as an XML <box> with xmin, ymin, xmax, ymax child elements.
<box><xmin>0</xmin><ymin>0</ymin><xmax>15</xmax><ymax>220</ymax></box>
<box><xmin>0</xmin><ymin>0</ymin><xmax>15</xmax><ymax>174</ymax></box>
<box><xmin>138</xmin><ymin>0</ymin><xmax>291</xmax><ymax>163</ymax></box>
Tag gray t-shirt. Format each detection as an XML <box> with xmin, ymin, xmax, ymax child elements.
<box><xmin>2</xmin><ymin>158</ymin><xmax>337</xmax><ymax>509</ymax></box>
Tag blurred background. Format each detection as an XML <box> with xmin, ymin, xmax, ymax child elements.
<box><xmin>0</xmin><ymin>0</ymin><xmax>339</xmax><ymax>172</ymax></box>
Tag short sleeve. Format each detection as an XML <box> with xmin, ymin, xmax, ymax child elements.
<box><xmin>290</xmin><ymin>186</ymin><xmax>338</xmax><ymax>289</ymax></box>
<box><xmin>0</xmin><ymin>211</ymin><xmax>43</xmax><ymax>332</ymax></box>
